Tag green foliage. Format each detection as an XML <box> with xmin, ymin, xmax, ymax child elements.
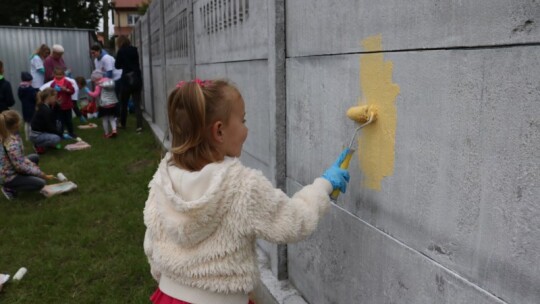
<box><xmin>0</xmin><ymin>116</ymin><xmax>160</xmax><ymax>303</ymax></box>
<box><xmin>137</xmin><ymin>0</ymin><xmax>152</xmax><ymax>15</ymax></box>
<box><xmin>0</xmin><ymin>0</ymin><xmax>104</xmax><ymax>30</ymax></box>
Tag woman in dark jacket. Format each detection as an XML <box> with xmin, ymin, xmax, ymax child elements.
<box><xmin>115</xmin><ymin>35</ymin><xmax>143</xmax><ymax>132</ymax></box>
<box><xmin>0</xmin><ymin>61</ymin><xmax>15</xmax><ymax>113</ymax></box>
<box><xmin>29</xmin><ymin>88</ymin><xmax>62</xmax><ymax>153</ymax></box>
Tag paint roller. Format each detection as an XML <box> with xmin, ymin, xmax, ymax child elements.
<box><xmin>330</xmin><ymin>105</ymin><xmax>378</xmax><ymax>200</ymax></box>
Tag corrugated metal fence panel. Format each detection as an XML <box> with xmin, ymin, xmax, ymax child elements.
<box><xmin>0</xmin><ymin>26</ymin><xmax>95</xmax><ymax>113</ymax></box>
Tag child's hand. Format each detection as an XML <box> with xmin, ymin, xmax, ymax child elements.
<box><xmin>44</xmin><ymin>174</ymin><xmax>55</xmax><ymax>180</ymax></box>
<box><xmin>322</xmin><ymin>148</ymin><xmax>351</xmax><ymax>193</ymax></box>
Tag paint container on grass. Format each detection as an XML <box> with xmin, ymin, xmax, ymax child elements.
<box><xmin>13</xmin><ymin>267</ymin><xmax>27</xmax><ymax>281</ymax></box>
<box><xmin>57</xmin><ymin>173</ymin><xmax>67</xmax><ymax>182</ymax></box>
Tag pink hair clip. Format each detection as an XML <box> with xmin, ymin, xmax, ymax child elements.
<box><xmin>194</xmin><ymin>78</ymin><xmax>212</xmax><ymax>87</ymax></box>
<box><xmin>175</xmin><ymin>78</ymin><xmax>212</xmax><ymax>89</ymax></box>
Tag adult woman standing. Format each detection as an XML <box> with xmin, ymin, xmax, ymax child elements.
<box><xmin>29</xmin><ymin>44</ymin><xmax>50</xmax><ymax>89</ymax></box>
<box><xmin>115</xmin><ymin>35</ymin><xmax>143</xmax><ymax>132</ymax></box>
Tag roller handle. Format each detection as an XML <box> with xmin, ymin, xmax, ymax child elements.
<box><xmin>330</xmin><ymin>149</ymin><xmax>354</xmax><ymax>200</ymax></box>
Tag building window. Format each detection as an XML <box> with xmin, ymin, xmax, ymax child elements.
<box><xmin>127</xmin><ymin>14</ymin><xmax>140</xmax><ymax>26</ymax></box>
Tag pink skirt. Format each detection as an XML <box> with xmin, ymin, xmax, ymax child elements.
<box><xmin>150</xmin><ymin>288</ymin><xmax>255</xmax><ymax>304</ymax></box>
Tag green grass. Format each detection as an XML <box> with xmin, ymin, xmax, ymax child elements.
<box><xmin>0</xmin><ymin>116</ymin><xmax>161</xmax><ymax>303</ymax></box>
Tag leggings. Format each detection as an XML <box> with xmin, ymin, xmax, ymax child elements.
<box><xmin>102</xmin><ymin>115</ymin><xmax>117</xmax><ymax>134</ymax></box>
<box><xmin>58</xmin><ymin>109</ymin><xmax>75</xmax><ymax>136</ymax></box>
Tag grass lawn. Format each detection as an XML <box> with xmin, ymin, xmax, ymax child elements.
<box><xmin>0</xmin><ymin>116</ymin><xmax>161</xmax><ymax>303</ymax></box>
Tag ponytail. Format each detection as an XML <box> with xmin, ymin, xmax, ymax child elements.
<box><xmin>167</xmin><ymin>79</ymin><xmax>237</xmax><ymax>171</ymax></box>
<box><xmin>0</xmin><ymin>112</ymin><xmax>9</xmax><ymax>143</ymax></box>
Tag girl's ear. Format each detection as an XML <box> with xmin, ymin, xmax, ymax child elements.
<box><xmin>210</xmin><ymin>120</ymin><xmax>224</xmax><ymax>143</ymax></box>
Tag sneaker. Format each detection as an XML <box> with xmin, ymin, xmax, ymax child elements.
<box><xmin>63</xmin><ymin>133</ymin><xmax>73</xmax><ymax>140</ymax></box>
<box><xmin>79</xmin><ymin>116</ymin><xmax>87</xmax><ymax>123</ymax></box>
<box><xmin>110</xmin><ymin>131</ymin><xmax>117</xmax><ymax>138</ymax></box>
<box><xmin>2</xmin><ymin>187</ymin><xmax>16</xmax><ymax>200</ymax></box>
<box><xmin>136</xmin><ymin>127</ymin><xmax>142</xmax><ymax>133</ymax></box>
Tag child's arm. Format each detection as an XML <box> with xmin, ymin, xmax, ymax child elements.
<box><xmin>243</xmin><ymin>171</ymin><xmax>332</xmax><ymax>243</ymax></box>
<box><xmin>243</xmin><ymin>150</ymin><xmax>350</xmax><ymax>243</ymax></box>
<box><xmin>86</xmin><ymin>85</ymin><xmax>102</xmax><ymax>98</ymax></box>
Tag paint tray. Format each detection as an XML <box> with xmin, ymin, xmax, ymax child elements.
<box><xmin>64</xmin><ymin>141</ymin><xmax>91</xmax><ymax>151</ymax></box>
<box><xmin>78</xmin><ymin>123</ymin><xmax>97</xmax><ymax>129</ymax></box>
<box><xmin>40</xmin><ymin>181</ymin><xmax>78</xmax><ymax>198</ymax></box>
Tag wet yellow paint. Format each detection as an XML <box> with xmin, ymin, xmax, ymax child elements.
<box><xmin>357</xmin><ymin>35</ymin><xmax>400</xmax><ymax>191</ymax></box>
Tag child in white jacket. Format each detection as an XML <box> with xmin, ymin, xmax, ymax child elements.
<box><xmin>143</xmin><ymin>79</ymin><xmax>350</xmax><ymax>304</ymax></box>
<box><xmin>87</xmin><ymin>70</ymin><xmax>118</xmax><ymax>138</ymax></box>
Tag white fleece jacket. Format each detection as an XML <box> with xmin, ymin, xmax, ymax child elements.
<box><xmin>143</xmin><ymin>153</ymin><xmax>332</xmax><ymax>301</ymax></box>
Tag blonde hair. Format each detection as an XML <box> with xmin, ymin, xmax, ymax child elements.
<box><xmin>167</xmin><ymin>79</ymin><xmax>239</xmax><ymax>171</ymax></box>
<box><xmin>37</xmin><ymin>88</ymin><xmax>57</xmax><ymax>109</ymax></box>
<box><xmin>0</xmin><ymin>110</ymin><xmax>21</xmax><ymax>144</ymax></box>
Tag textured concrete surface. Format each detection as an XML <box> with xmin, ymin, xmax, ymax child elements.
<box><xmin>286</xmin><ymin>48</ymin><xmax>540</xmax><ymax>303</ymax></box>
<box><xmin>193</xmin><ymin>0</ymin><xmax>268</xmax><ymax>63</ymax></box>
<box><xmin>287</xmin><ymin>184</ymin><xmax>508</xmax><ymax>304</ymax></box>
<box><xmin>134</xmin><ymin>1</ymin><xmax>540</xmax><ymax>303</ymax></box>
<box><xmin>287</xmin><ymin>0</ymin><xmax>540</xmax><ymax>56</ymax></box>
<box><xmin>253</xmin><ymin>247</ymin><xmax>308</xmax><ymax>304</ymax></box>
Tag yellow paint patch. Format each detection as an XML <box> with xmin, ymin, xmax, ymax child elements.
<box><xmin>357</xmin><ymin>35</ymin><xmax>400</xmax><ymax>191</ymax></box>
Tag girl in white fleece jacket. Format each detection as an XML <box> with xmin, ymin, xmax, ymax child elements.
<box><xmin>144</xmin><ymin>79</ymin><xmax>350</xmax><ymax>304</ymax></box>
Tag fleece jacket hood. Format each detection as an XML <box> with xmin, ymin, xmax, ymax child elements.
<box><xmin>149</xmin><ymin>153</ymin><xmax>237</xmax><ymax>247</ymax></box>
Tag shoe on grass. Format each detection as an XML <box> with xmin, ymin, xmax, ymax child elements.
<box><xmin>2</xmin><ymin>186</ymin><xmax>16</xmax><ymax>200</ymax></box>
<box><xmin>33</xmin><ymin>145</ymin><xmax>46</xmax><ymax>154</ymax></box>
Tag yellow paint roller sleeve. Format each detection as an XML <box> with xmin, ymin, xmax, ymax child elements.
<box><xmin>358</xmin><ymin>35</ymin><xmax>400</xmax><ymax>191</ymax></box>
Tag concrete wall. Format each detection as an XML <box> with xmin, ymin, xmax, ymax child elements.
<box><xmin>133</xmin><ymin>1</ymin><xmax>540</xmax><ymax>303</ymax></box>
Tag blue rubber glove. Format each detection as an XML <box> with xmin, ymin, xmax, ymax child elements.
<box><xmin>54</xmin><ymin>84</ymin><xmax>61</xmax><ymax>92</ymax></box>
<box><xmin>84</xmin><ymin>87</ymin><xmax>90</xmax><ymax>93</ymax></box>
<box><xmin>322</xmin><ymin>148</ymin><xmax>351</xmax><ymax>193</ymax></box>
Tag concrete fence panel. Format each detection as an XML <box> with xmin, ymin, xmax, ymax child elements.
<box><xmin>286</xmin><ymin>0</ymin><xmax>540</xmax><ymax>57</ymax></box>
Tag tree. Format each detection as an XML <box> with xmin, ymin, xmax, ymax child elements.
<box><xmin>102</xmin><ymin>0</ymin><xmax>110</xmax><ymax>42</ymax></box>
<box><xmin>0</xmin><ymin>0</ymin><xmax>103</xmax><ymax>30</ymax></box>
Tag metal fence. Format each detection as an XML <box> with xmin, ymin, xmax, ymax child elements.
<box><xmin>0</xmin><ymin>26</ymin><xmax>97</xmax><ymax>113</ymax></box>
